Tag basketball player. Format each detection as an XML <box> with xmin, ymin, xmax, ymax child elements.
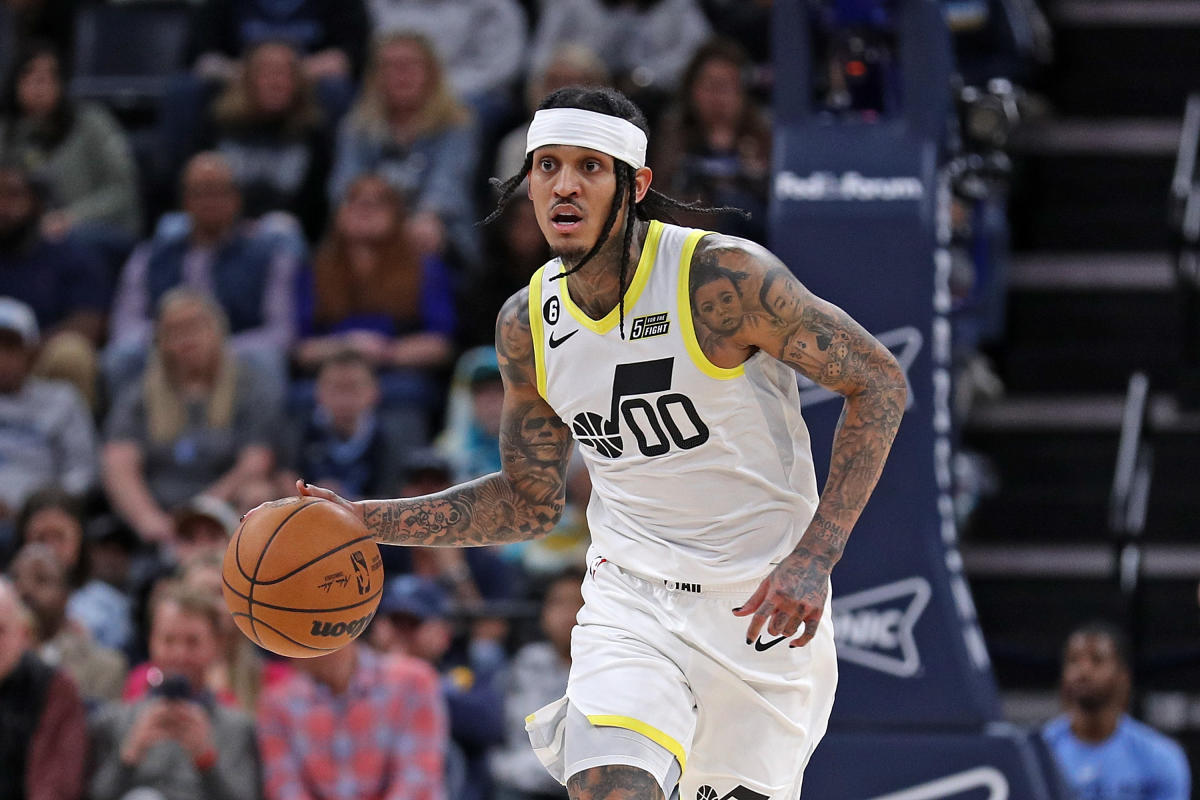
<box><xmin>298</xmin><ymin>86</ymin><xmax>907</xmax><ymax>800</ymax></box>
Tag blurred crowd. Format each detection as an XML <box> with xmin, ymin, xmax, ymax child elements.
<box><xmin>0</xmin><ymin>0</ymin><xmax>1060</xmax><ymax>798</ymax></box>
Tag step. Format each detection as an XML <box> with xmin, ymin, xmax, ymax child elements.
<box><xmin>998</xmin><ymin>255</ymin><xmax>1182</xmax><ymax>392</ymax></box>
<box><xmin>1044</xmin><ymin>2</ymin><xmax>1200</xmax><ymax>117</ymax></box>
<box><xmin>1009</xmin><ymin>148</ymin><xmax>1177</xmax><ymax>251</ymax></box>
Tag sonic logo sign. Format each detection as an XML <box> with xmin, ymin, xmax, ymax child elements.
<box><xmin>832</xmin><ymin>576</ymin><xmax>931</xmax><ymax>678</ymax></box>
<box><xmin>866</xmin><ymin>767</ymin><xmax>1009</xmax><ymax>800</ymax></box>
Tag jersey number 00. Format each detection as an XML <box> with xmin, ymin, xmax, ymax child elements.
<box><xmin>571</xmin><ymin>358</ymin><xmax>710</xmax><ymax>458</ymax></box>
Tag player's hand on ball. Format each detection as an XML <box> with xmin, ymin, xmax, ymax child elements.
<box><xmin>294</xmin><ymin>480</ymin><xmax>359</xmax><ymax>519</ymax></box>
<box><xmin>733</xmin><ymin>549</ymin><xmax>830</xmax><ymax>648</ymax></box>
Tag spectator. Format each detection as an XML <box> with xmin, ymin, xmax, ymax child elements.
<box><xmin>0</xmin><ymin>577</ymin><xmax>87</xmax><ymax>800</ymax></box>
<box><xmin>461</xmin><ymin>197</ymin><xmax>549</xmax><ymax>348</ymax></box>
<box><xmin>698</xmin><ymin>0</ymin><xmax>771</xmax><ymax>71</ymax></box>
<box><xmin>653</xmin><ymin>37</ymin><xmax>772</xmax><ymax>242</ymax></box>
<box><xmin>280</xmin><ymin>349</ymin><xmax>410</xmax><ymax>501</ymax></box>
<box><xmin>200</xmin><ymin>40</ymin><xmax>333</xmax><ymax>240</ymax></box>
<box><xmin>494</xmin><ymin>43</ymin><xmax>610</xmax><ymax>182</ymax></box>
<box><xmin>295</xmin><ymin>173</ymin><xmax>455</xmax><ymax>428</ymax></box>
<box><xmin>435</xmin><ymin>346</ymin><xmax>503</xmax><ymax>483</ymax></box>
<box><xmin>1042</xmin><ymin>621</ymin><xmax>1191</xmax><ymax>800</ymax></box>
<box><xmin>328</xmin><ymin>32</ymin><xmax>480</xmax><ymax>268</ymax></box>
<box><xmin>13</xmin><ymin>489</ymin><xmax>136</xmax><ymax>654</ymax></box>
<box><xmin>8</xmin><ymin>541</ymin><xmax>127</xmax><ymax>704</ymax></box>
<box><xmin>0</xmin><ymin>297</ymin><xmax>97</xmax><ymax>534</ymax></box>
<box><xmin>89</xmin><ymin>583</ymin><xmax>261</xmax><ymax>800</ymax></box>
<box><xmin>102</xmin><ymin>288</ymin><xmax>277</xmax><ymax>547</ymax></box>
<box><xmin>257</xmin><ymin>638</ymin><xmax>447</xmax><ymax>800</ymax></box>
<box><xmin>371</xmin><ymin>574</ymin><xmax>506</xmax><ymax>800</ymax></box>
<box><xmin>177</xmin><ymin>553</ymin><xmax>293</xmax><ymax>713</ymax></box>
<box><xmin>362</xmin><ymin>0</ymin><xmax>528</xmax><ymax>137</ymax></box>
<box><xmin>0</xmin><ymin>159</ymin><xmax>109</xmax><ymax>408</ymax></box>
<box><xmin>528</xmin><ymin>0</ymin><xmax>711</xmax><ymax>106</ymax></box>
<box><xmin>492</xmin><ymin>568</ymin><xmax>585</xmax><ymax>800</ymax></box>
<box><xmin>107</xmin><ymin>151</ymin><xmax>300</xmax><ymax>404</ymax></box>
<box><xmin>0</xmin><ymin>42</ymin><xmax>141</xmax><ymax>241</ymax></box>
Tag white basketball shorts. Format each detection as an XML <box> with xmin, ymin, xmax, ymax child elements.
<box><xmin>525</xmin><ymin>549</ymin><xmax>838</xmax><ymax>800</ymax></box>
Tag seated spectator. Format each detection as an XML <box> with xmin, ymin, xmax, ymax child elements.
<box><xmin>0</xmin><ymin>42</ymin><xmax>141</xmax><ymax>253</ymax></box>
<box><xmin>178</xmin><ymin>553</ymin><xmax>293</xmax><ymax>712</ymax></box>
<box><xmin>494</xmin><ymin>43</ymin><xmax>610</xmax><ymax>182</ymax></box>
<box><xmin>14</xmin><ymin>489</ymin><xmax>136</xmax><ymax>654</ymax></box>
<box><xmin>107</xmin><ymin>151</ymin><xmax>300</xmax><ymax>403</ymax></box>
<box><xmin>653</xmin><ymin>37</ymin><xmax>772</xmax><ymax>242</ymax></box>
<box><xmin>89</xmin><ymin>583</ymin><xmax>261</xmax><ymax>800</ymax></box>
<box><xmin>528</xmin><ymin>0</ymin><xmax>711</xmax><ymax>110</ymax></box>
<box><xmin>461</xmin><ymin>197</ymin><xmax>549</xmax><ymax>347</ymax></box>
<box><xmin>381</xmin><ymin>447</ymin><xmax>515</xmax><ymax>607</ymax></box>
<box><xmin>492</xmin><ymin>568</ymin><xmax>585</xmax><ymax>800</ymax></box>
<box><xmin>435</xmin><ymin>346</ymin><xmax>503</xmax><ymax>483</ymax></box>
<box><xmin>0</xmin><ymin>160</ymin><xmax>109</xmax><ymax>408</ymax></box>
<box><xmin>200</xmin><ymin>40</ymin><xmax>333</xmax><ymax>240</ymax></box>
<box><xmin>0</xmin><ymin>577</ymin><xmax>87</xmax><ymax>800</ymax></box>
<box><xmin>295</xmin><ymin>173</ymin><xmax>455</xmax><ymax>427</ymax></box>
<box><xmin>256</xmin><ymin>638</ymin><xmax>446</xmax><ymax>800</ymax></box>
<box><xmin>1042</xmin><ymin>621</ymin><xmax>1191</xmax><ymax>799</ymax></box>
<box><xmin>280</xmin><ymin>350</ymin><xmax>410</xmax><ymax>502</ymax></box>
<box><xmin>370</xmin><ymin>574</ymin><xmax>506</xmax><ymax>800</ymax></box>
<box><xmin>0</xmin><ymin>297</ymin><xmax>97</xmax><ymax>537</ymax></box>
<box><xmin>8</xmin><ymin>541</ymin><xmax>127</xmax><ymax>704</ymax></box>
<box><xmin>102</xmin><ymin>288</ymin><xmax>277</xmax><ymax>547</ymax></box>
<box><xmin>363</xmin><ymin>0</ymin><xmax>527</xmax><ymax>138</ymax></box>
<box><xmin>328</xmin><ymin>32</ymin><xmax>480</xmax><ymax>268</ymax></box>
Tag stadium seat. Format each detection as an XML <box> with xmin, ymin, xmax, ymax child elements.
<box><xmin>69</xmin><ymin>2</ymin><xmax>193</xmax><ymax>112</ymax></box>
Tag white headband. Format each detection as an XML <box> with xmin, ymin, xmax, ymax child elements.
<box><xmin>526</xmin><ymin>108</ymin><xmax>648</xmax><ymax>170</ymax></box>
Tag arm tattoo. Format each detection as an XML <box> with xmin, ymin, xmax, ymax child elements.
<box><xmin>358</xmin><ymin>289</ymin><xmax>571</xmax><ymax>547</ymax></box>
<box><xmin>696</xmin><ymin>236</ymin><xmax>907</xmax><ymax>563</ymax></box>
<box><xmin>568</xmin><ymin>765</ymin><xmax>665</xmax><ymax>800</ymax></box>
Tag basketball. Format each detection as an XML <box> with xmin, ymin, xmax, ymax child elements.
<box><xmin>221</xmin><ymin>496</ymin><xmax>384</xmax><ymax>658</ymax></box>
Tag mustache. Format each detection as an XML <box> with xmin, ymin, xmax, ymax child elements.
<box><xmin>549</xmin><ymin>201</ymin><xmax>583</xmax><ymax>215</ymax></box>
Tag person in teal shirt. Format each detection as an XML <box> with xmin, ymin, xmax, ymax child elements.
<box><xmin>1042</xmin><ymin>621</ymin><xmax>1190</xmax><ymax>800</ymax></box>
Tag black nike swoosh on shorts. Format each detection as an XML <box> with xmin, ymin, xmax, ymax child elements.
<box><xmin>754</xmin><ymin>634</ymin><xmax>787</xmax><ymax>651</ymax></box>
<box><xmin>548</xmin><ymin>330</ymin><xmax>579</xmax><ymax>348</ymax></box>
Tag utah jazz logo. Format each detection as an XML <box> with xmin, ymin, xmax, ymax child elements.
<box><xmin>573</xmin><ymin>358</ymin><xmax>709</xmax><ymax>458</ymax></box>
<box><xmin>350</xmin><ymin>550</ymin><xmax>371</xmax><ymax>595</ymax></box>
<box><xmin>697</xmin><ymin>785</ymin><xmax>769</xmax><ymax>800</ymax></box>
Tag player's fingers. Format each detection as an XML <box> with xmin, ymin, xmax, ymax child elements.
<box><xmin>745</xmin><ymin>605</ymin><xmax>772</xmax><ymax>644</ymax></box>
<box><xmin>768</xmin><ymin>609</ymin><xmax>796</xmax><ymax>637</ymax></box>
<box><xmin>790</xmin><ymin>612</ymin><xmax>822</xmax><ymax>648</ymax></box>
<box><xmin>732</xmin><ymin>579</ymin><xmax>769</xmax><ymax>617</ymax></box>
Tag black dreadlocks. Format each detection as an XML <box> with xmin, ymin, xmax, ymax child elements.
<box><xmin>483</xmin><ymin>86</ymin><xmax>747</xmax><ymax>337</ymax></box>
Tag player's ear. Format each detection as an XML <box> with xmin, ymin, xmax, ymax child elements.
<box><xmin>634</xmin><ymin>166</ymin><xmax>653</xmax><ymax>203</ymax></box>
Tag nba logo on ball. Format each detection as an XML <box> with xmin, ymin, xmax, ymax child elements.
<box><xmin>221</xmin><ymin>497</ymin><xmax>384</xmax><ymax>658</ymax></box>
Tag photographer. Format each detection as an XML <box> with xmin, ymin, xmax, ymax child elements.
<box><xmin>88</xmin><ymin>583</ymin><xmax>261</xmax><ymax>800</ymax></box>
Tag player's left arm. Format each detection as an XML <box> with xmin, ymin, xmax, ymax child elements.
<box><xmin>695</xmin><ymin>235</ymin><xmax>908</xmax><ymax>647</ymax></box>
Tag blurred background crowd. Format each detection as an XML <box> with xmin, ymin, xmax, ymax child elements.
<box><xmin>0</xmin><ymin>0</ymin><xmax>1195</xmax><ymax>797</ymax></box>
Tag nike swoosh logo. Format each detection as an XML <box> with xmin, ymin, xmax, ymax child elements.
<box><xmin>548</xmin><ymin>330</ymin><xmax>578</xmax><ymax>349</ymax></box>
<box><xmin>754</xmin><ymin>634</ymin><xmax>787</xmax><ymax>652</ymax></box>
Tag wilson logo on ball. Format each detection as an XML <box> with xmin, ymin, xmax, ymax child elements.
<box><xmin>310</xmin><ymin>610</ymin><xmax>376</xmax><ymax>638</ymax></box>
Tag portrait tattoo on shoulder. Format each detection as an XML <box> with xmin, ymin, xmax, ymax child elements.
<box><xmin>496</xmin><ymin>288</ymin><xmax>535</xmax><ymax>386</ymax></box>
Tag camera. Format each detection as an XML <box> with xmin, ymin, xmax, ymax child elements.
<box><xmin>150</xmin><ymin>673</ymin><xmax>193</xmax><ymax>701</ymax></box>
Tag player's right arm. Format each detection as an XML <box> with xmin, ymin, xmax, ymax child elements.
<box><xmin>299</xmin><ymin>288</ymin><xmax>572</xmax><ymax>547</ymax></box>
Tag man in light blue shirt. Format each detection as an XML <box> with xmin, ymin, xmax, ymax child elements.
<box><xmin>1042</xmin><ymin>621</ymin><xmax>1191</xmax><ymax>800</ymax></box>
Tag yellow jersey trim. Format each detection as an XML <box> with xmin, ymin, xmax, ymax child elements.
<box><xmin>677</xmin><ymin>229</ymin><xmax>745</xmax><ymax>380</ymax></box>
<box><xmin>559</xmin><ymin>220</ymin><xmax>664</xmax><ymax>334</ymax></box>
<box><xmin>527</xmin><ymin>265</ymin><xmax>548</xmax><ymax>400</ymax></box>
<box><xmin>586</xmin><ymin>714</ymin><xmax>687</xmax><ymax>773</ymax></box>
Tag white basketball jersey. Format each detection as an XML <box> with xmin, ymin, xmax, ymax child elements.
<box><xmin>528</xmin><ymin>220</ymin><xmax>820</xmax><ymax>584</ymax></box>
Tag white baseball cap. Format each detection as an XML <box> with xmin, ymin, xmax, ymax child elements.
<box><xmin>0</xmin><ymin>297</ymin><xmax>39</xmax><ymax>348</ymax></box>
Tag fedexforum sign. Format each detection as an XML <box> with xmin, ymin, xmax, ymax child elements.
<box><xmin>774</xmin><ymin>170</ymin><xmax>925</xmax><ymax>202</ymax></box>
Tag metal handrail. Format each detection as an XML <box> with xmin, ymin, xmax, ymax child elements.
<box><xmin>1171</xmin><ymin>94</ymin><xmax>1200</xmax><ymax>212</ymax></box>
<box><xmin>1108</xmin><ymin>371</ymin><xmax>1150</xmax><ymax>536</ymax></box>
